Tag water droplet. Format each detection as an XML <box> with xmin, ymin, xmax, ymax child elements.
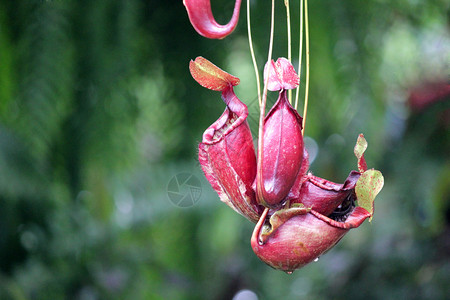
<box><xmin>285</xmin><ymin>271</ymin><xmax>293</xmax><ymax>275</ymax></box>
<box><xmin>313</xmin><ymin>257</ymin><xmax>319</xmax><ymax>262</ymax></box>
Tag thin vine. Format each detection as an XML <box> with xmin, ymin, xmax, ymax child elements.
<box><xmin>285</xmin><ymin>0</ymin><xmax>292</xmax><ymax>104</ymax></box>
<box><xmin>256</xmin><ymin>0</ymin><xmax>275</xmax><ymax>200</ymax></box>
<box><xmin>301</xmin><ymin>0</ymin><xmax>310</xmax><ymax>136</ymax></box>
<box><xmin>294</xmin><ymin>0</ymin><xmax>304</xmax><ymax>110</ymax></box>
<box><xmin>247</xmin><ymin>0</ymin><xmax>261</xmax><ymax>107</ymax></box>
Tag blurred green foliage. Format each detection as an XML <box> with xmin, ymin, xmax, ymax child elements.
<box><xmin>0</xmin><ymin>0</ymin><xmax>449</xmax><ymax>299</ymax></box>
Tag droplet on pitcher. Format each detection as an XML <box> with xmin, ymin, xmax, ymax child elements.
<box><xmin>285</xmin><ymin>271</ymin><xmax>293</xmax><ymax>275</ymax></box>
<box><xmin>313</xmin><ymin>257</ymin><xmax>319</xmax><ymax>262</ymax></box>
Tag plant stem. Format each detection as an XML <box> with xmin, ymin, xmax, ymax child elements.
<box><xmin>256</xmin><ymin>0</ymin><xmax>275</xmax><ymax>202</ymax></box>
<box><xmin>247</xmin><ymin>0</ymin><xmax>261</xmax><ymax>107</ymax></box>
<box><xmin>294</xmin><ymin>0</ymin><xmax>304</xmax><ymax>110</ymax></box>
<box><xmin>302</xmin><ymin>0</ymin><xmax>310</xmax><ymax>136</ymax></box>
<box><xmin>285</xmin><ymin>0</ymin><xmax>292</xmax><ymax>104</ymax></box>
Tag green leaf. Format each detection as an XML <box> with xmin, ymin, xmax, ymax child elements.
<box><xmin>354</xmin><ymin>134</ymin><xmax>368</xmax><ymax>172</ymax></box>
<box><xmin>355</xmin><ymin>169</ymin><xmax>384</xmax><ymax>221</ymax></box>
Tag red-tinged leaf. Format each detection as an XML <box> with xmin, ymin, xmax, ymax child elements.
<box><xmin>355</xmin><ymin>169</ymin><xmax>384</xmax><ymax>221</ymax></box>
<box><xmin>183</xmin><ymin>0</ymin><xmax>242</xmax><ymax>39</ymax></box>
<box><xmin>189</xmin><ymin>57</ymin><xmax>240</xmax><ymax>91</ymax></box>
<box><xmin>354</xmin><ymin>134</ymin><xmax>368</xmax><ymax>172</ymax></box>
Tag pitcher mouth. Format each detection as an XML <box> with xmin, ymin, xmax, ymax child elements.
<box><xmin>202</xmin><ymin>108</ymin><xmax>239</xmax><ymax>144</ymax></box>
<box><xmin>212</xmin><ymin>110</ymin><xmax>238</xmax><ymax>142</ymax></box>
<box><xmin>328</xmin><ymin>192</ymin><xmax>356</xmax><ymax>223</ymax></box>
<box><xmin>202</xmin><ymin>86</ymin><xmax>250</xmax><ymax>146</ymax></box>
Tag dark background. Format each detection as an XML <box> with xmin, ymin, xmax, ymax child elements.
<box><xmin>0</xmin><ymin>0</ymin><xmax>449</xmax><ymax>299</ymax></box>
